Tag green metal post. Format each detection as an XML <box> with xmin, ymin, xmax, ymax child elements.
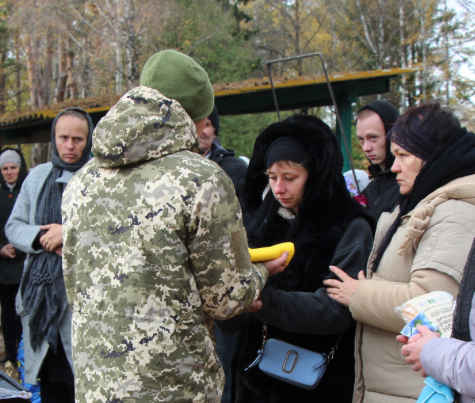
<box><xmin>336</xmin><ymin>92</ymin><xmax>357</xmax><ymax>172</ymax></box>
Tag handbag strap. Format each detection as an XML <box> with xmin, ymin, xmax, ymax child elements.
<box><xmin>327</xmin><ymin>333</ymin><xmax>342</xmax><ymax>363</ymax></box>
<box><xmin>244</xmin><ymin>323</ymin><xmax>268</xmax><ymax>371</ymax></box>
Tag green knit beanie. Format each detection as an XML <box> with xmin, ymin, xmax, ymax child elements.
<box><xmin>140</xmin><ymin>50</ymin><xmax>214</xmax><ymax>122</ymax></box>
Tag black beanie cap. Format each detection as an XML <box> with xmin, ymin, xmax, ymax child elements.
<box><xmin>357</xmin><ymin>100</ymin><xmax>400</xmax><ymax>135</ymax></box>
<box><xmin>208</xmin><ymin>105</ymin><xmax>220</xmax><ymax>136</ymax></box>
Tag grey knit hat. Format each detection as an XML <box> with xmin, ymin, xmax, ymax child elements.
<box><xmin>0</xmin><ymin>149</ymin><xmax>21</xmax><ymax>168</ymax></box>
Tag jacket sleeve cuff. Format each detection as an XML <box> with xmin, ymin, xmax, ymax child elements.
<box><xmin>255</xmin><ymin>287</ymin><xmax>274</xmax><ymax>320</ymax></box>
<box><xmin>253</xmin><ymin>263</ymin><xmax>268</xmax><ymax>291</ymax></box>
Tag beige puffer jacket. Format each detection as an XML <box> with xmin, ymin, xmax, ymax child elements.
<box><xmin>351</xmin><ymin>174</ymin><xmax>475</xmax><ymax>403</ymax></box>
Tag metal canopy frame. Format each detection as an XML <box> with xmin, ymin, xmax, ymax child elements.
<box><xmin>265</xmin><ymin>52</ymin><xmax>360</xmax><ymax>193</ymax></box>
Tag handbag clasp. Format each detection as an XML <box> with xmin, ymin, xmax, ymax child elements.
<box><xmin>282</xmin><ymin>350</ymin><xmax>299</xmax><ymax>373</ymax></box>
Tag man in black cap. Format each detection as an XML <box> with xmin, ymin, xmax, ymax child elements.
<box><xmin>199</xmin><ymin>106</ymin><xmax>248</xmax><ymax>201</ymax></box>
<box><xmin>356</xmin><ymin>100</ymin><xmax>400</xmax><ymax>221</ymax></box>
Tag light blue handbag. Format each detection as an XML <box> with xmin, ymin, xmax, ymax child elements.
<box><xmin>245</xmin><ymin>325</ymin><xmax>341</xmax><ymax>390</ymax></box>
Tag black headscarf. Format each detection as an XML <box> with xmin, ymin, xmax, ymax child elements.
<box><xmin>244</xmin><ymin>115</ymin><xmax>372</xmax><ymax>247</ymax></box>
<box><xmin>21</xmin><ymin>107</ymin><xmax>93</xmax><ymax>352</ymax></box>
<box><xmin>371</xmin><ymin>127</ymin><xmax>475</xmax><ymax>273</ymax></box>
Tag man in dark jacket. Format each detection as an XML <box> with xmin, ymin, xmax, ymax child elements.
<box><xmin>356</xmin><ymin>100</ymin><xmax>400</xmax><ymax>221</ymax></box>
<box><xmin>199</xmin><ymin>106</ymin><xmax>248</xmax><ymax>403</ymax></box>
<box><xmin>199</xmin><ymin>106</ymin><xmax>247</xmax><ymax>200</ymax></box>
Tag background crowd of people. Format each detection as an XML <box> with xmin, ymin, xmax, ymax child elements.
<box><xmin>0</xmin><ymin>49</ymin><xmax>474</xmax><ymax>403</ymax></box>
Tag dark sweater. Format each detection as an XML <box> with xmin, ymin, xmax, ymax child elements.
<box><xmin>362</xmin><ymin>163</ymin><xmax>400</xmax><ymax>222</ymax></box>
<box><xmin>256</xmin><ymin>217</ymin><xmax>373</xmax><ymax>334</ymax></box>
<box><xmin>208</xmin><ymin>142</ymin><xmax>247</xmax><ymax>200</ymax></box>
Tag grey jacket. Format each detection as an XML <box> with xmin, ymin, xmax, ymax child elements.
<box><xmin>5</xmin><ymin>162</ymin><xmax>73</xmax><ymax>385</ymax></box>
<box><xmin>421</xmin><ymin>293</ymin><xmax>475</xmax><ymax>403</ymax></box>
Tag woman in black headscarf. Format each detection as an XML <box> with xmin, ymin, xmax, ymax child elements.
<box><xmin>217</xmin><ymin>115</ymin><xmax>375</xmax><ymax>403</ymax></box>
<box><xmin>0</xmin><ymin>148</ymin><xmax>28</xmax><ymax>364</ymax></box>
<box><xmin>6</xmin><ymin>108</ymin><xmax>93</xmax><ymax>403</ymax></box>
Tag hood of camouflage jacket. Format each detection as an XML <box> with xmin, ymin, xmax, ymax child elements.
<box><xmin>93</xmin><ymin>86</ymin><xmax>200</xmax><ymax>168</ymax></box>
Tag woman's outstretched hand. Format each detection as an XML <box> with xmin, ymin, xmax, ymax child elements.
<box><xmin>248</xmin><ymin>294</ymin><xmax>263</xmax><ymax>313</ymax></box>
<box><xmin>324</xmin><ymin>266</ymin><xmax>366</xmax><ymax>307</ymax></box>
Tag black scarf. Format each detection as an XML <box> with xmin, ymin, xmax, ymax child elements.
<box><xmin>371</xmin><ymin>128</ymin><xmax>475</xmax><ymax>273</ymax></box>
<box><xmin>21</xmin><ymin>108</ymin><xmax>93</xmax><ymax>352</ymax></box>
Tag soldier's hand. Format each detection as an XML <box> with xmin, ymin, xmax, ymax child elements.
<box><xmin>264</xmin><ymin>251</ymin><xmax>288</xmax><ymax>276</ymax></box>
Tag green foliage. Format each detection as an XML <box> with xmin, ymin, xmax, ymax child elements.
<box><xmin>219</xmin><ymin>111</ymin><xmax>295</xmax><ymax>157</ymax></box>
<box><xmin>150</xmin><ymin>0</ymin><xmax>259</xmax><ymax>84</ymax></box>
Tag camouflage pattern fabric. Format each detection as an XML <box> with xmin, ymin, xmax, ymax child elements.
<box><xmin>62</xmin><ymin>86</ymin><xmax>267</xmax><ymax>403</ymax></box>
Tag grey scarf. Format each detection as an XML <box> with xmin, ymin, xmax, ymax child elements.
<box><xmin>21</xmin><ymin>108</ymin><xmax>93</xmax><ymax>352</ymax></box>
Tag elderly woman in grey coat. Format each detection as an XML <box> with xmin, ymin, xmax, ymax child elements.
<box><xmin>6</xmin><ymin>108</ymin><xmax>93</xmax><ymax>403</ymax></box>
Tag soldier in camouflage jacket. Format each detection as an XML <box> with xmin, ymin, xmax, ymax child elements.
<box><xmin>61</xmin><ymin>86</ymin><xmax>274</xmax><ymax>403</ymax></box>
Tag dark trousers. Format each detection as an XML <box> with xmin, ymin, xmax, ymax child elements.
<box><xmin>38</xmin><ymin>337</ymin><xmax>75</xmax><ymax>403</ymax></box>
<box><xmin>0</xmin><ymin>284</ymin><xmax>22</xmax><ymax>361</ymax></box>
<box><xmin>214</xmin><ymin>324</ymin><xmax>237</xmax><ymax>403</ymax></box>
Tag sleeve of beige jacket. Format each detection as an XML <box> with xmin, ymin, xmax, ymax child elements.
<box><xmin>187</xmin><ymin>171</ymin><xmax>268</xmax><ymax>321</ymax></box>
<box><xmin>350</xmin><ymin>211</ymin><xmax>470</xmax><ymax>333</ymax></box>
<box><xmin>349</xmin><ymin>269</ymin><xmax>459</xmax><ymax>333</ymax></box>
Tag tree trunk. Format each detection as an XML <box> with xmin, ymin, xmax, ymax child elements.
<box><xmin>124</xmin><ymin>0</ymin><xmax>139</xmax><ymax>89</ymax></box>
<box><xmin>0</xmin><ymin>51</ymin><xmax>7</xmax><ymax>115</ymax></box>
<box><xmin>24</xmin><ymin>36</ymin><xmax>39</xmax><ymax>108</ymax></box>
<box><xmin>56</xmin><ymin>37</ymin><xmax>68</xmax><ymax>103</ymax></box>
<box><xmin>399</xmin><ymin>0</ymin><xmax>407</xmax><ymax>110</ymax></box>
<box><xmin>15</xmin><ymin>35</ymin><xmax>21</xmax><ymax>111</ymax></box>
<box><xmin>294</xmin><ymin>0</ymin><xmax>303</xmax><ymax>76</ymax></box>
<box><xmin>31</xmin><ymin>142</ymin><xmax>50</xmax><ymax>168</ymax></box>
<box><xmin>419</xmin><ymin>1</ymin><xmax>427</xmax><ymax>101</ymax></box>
<box><xmin>38</xmin><ymin>34</ymin><xmax>54</xmax><ymax>107</ymax></box>
<box><xmin>66</xmin><ymin>37</ymin><xmax>77</xmax><ymax>99</ymax></box>
<box><xmin>115</xmin><ymin>41</ymin><xmax>122</xmax><ymax>95</ymax></box>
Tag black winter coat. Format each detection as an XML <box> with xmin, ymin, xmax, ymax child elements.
<box><xmin>0</xmin><ymin>148</ymin><xmax>27</xmax><ymax>285</ymax></box>
<box><xmin>217</xmin><ymin>115</ymin><xmax>375</xmax><ymax>403</ymax></box>
<box><xmin>361</xmin><ymin>160</ymin><xmax>400</xmax><ymax>222</ymax></box>
<box><xmin>209</xmin><ymin>142</ymin><xmax>247</xmax><ymax>200</ymax></box>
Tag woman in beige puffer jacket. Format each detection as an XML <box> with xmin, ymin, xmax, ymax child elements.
<box><xmin>326</xmin><ymin>101</ymin><xmax>475</xmax><ymax>403</ymax></box>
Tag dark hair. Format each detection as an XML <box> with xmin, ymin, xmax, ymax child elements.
<box><xmin>396</xmin><ymin>101</ymin><xmax>461</xmax><ymax>150</ymax></box>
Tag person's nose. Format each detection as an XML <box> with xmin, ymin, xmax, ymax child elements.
<box><xmin>391</xmin><ymin>159</ymin><xmax>400</xmax><ymax>173</ymax></box>
<box><xmin>65</xmin><ymin>139</ymin><xmax>74</xmax><ymax>150</ymax></box>
<box><xmin>363</xmin><ymin>140</ymin><xmax>372</xmax><ymax>153</ymax></box>
<box><xmin>274</xmin><ymin>178</ymin><xmax>286</xmax><ymax>194</ymax></box>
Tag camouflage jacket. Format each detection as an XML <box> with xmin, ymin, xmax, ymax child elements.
<box><xmin>62</xmin><ymin>86</ymin><xmax>267</xmax><ymax>403</ymax></box>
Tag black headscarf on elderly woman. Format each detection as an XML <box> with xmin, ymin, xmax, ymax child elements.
<box><xmin>21</xmin><ymin>108</ymin><xmax>93</xmax><ymax>353</ymax></box>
